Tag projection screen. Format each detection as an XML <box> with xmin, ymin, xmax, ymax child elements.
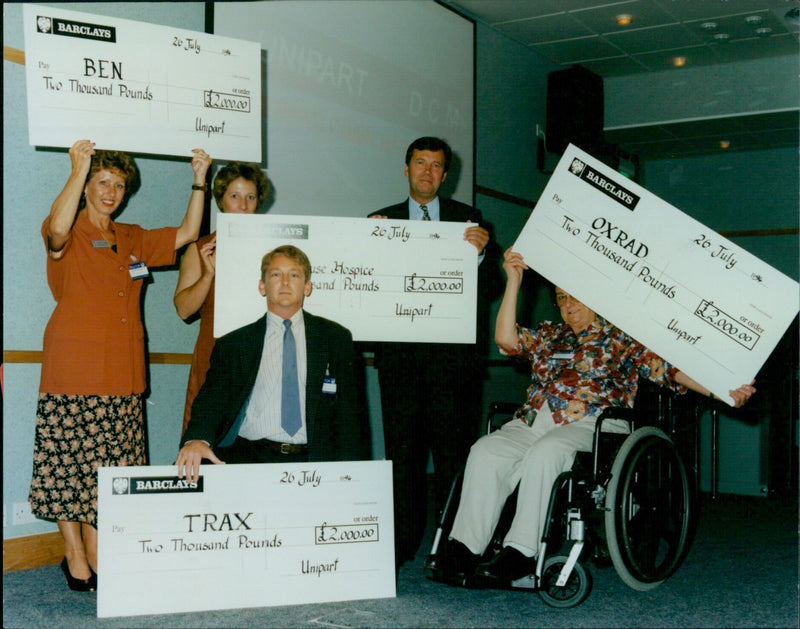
<box><xmin>214</xmin><ymin>1</ymin><xmax>475</xmax><ymax>217</ymax></box>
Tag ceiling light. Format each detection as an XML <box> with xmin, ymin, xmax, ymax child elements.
<box><xmin>672</xmin><ymin>56</ymin><xmax>687</xmax><ymax>67</ymax></box>
<box><xmin>755</xmin><ymin>27</ymin><xmax>773</xmax><ymax>36</ymax></box>
<box><xmin>615</xmin><ymin>14</ymin><xmax>632</xmax><ymax>26</ymax></box>
<box><xmin>700</xmin><ymin>21</ymin><xmax>718</xmax><ymax>30</ymax></box>
<box><xmin>719</xmin><ymin>140</ymin><xmax>730</xmax><ymax>150</ymax></box>
<box><xmin>744</xmin><ymin>15</ymin><xmax>764</xmax><ymax>25</ymax></box>
<box><xmin>713</xmin><ymin>33</ymin><xmax>730</xmax><ymax>42</ymax></box>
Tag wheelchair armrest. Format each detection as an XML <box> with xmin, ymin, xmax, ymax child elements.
<box><xmin>486</xmin><ymin>401</ymin><xmax>520</xmax><ymax>434</ymax></box>
<box><xmin>597</xmin><ymin>406</ymin><xmax>637</xmax><ymax>422</ymax></box>
<box><xmin>489</xmin><ymin>401</ymin><xmax>520</xmax><ymax>415</ymax></box>
<box><xmin>592</xmin><ymin>406</ymin><xmax>636</xmax><ymax>481</ymax></box>
<box><xmin>595</xmin><ymin>407</ymin><xmax>636</xmax><ymax>442</ymax></box>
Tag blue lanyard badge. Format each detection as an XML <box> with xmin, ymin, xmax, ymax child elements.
<box><xmin>322</xmin><ymin>364</ymin><xmax>337</xmax><ymax>394</ymax></box>
<box><xmin>128</xmin><ymin>261</ymin><xmax>149</xmax><ymax>280</ymax></box>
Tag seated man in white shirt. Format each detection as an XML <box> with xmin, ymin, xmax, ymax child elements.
<box><xmin>176</xmin><ymin>245</ymin><xmax>369</xmax><ymax>483</ymax></box>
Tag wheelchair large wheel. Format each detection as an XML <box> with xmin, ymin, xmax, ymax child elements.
<box><xmin>605</xmin><ymin>426</ymin><xmax>692</xmax><ymax>591</ymax></box>
<box><xmin>538</xmin><ymin>555</ymin><xmax>592</xmax><ymax>608</ymax></box>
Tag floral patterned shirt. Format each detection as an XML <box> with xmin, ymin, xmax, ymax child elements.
<box><xmin>506</xmin><ymin>317</ymin><xmax>686</xmax><ymax>425</ymax></box>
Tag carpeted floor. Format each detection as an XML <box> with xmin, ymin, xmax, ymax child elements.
<box><xmin>3</xmin><ymin>493</ymin><xmax>798</xmax><ymax>628</ymax></box>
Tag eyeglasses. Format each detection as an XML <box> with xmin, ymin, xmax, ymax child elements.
<box><xmin>554</xmin><ymin>292</ymin><xmax>574</xmax><ymax>306</ymax></box>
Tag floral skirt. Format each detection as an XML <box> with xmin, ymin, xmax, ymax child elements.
<box><xmin>29</xmin><ymin>393</ymin><xmax>146</xmax><ymax>525</ymax></box>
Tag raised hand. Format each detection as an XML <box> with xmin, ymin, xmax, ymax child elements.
<box><xmin>190</xmin><ymin>148</ymin><xmax>212</xmax><ymax>183</ymax></box>
<box><xmin>68</xmin><ymin>139</ymin><xmax>96</xmax><ymax>179</ymax></box>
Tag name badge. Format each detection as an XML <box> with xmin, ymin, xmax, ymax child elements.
<box><xmin>552</xmin><ymin>352</ymin><xmax>574</xmax><ymax>360</ymax></box>
<box><xmin>322</xmin><ymin>376</ymin><xmax>337</xmax><ymax>394</ymax></box>
<box><xmin>129</xmin><ymin>262</ymin><xmax>150</xmax><ymax>280</ymax></box>
<box><xmin>92</xmin><ymin>239</ymin><xmax>111</xmax><ymax>248</ymax></box>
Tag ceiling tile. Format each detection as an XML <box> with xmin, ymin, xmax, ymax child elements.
<box><xmin>686</xmin><ymin>10</ymin><xmax>792</xmax><ymax>42</ymax></box>
<box><xmin>531</xmin><ymin>36</ymin><xmax>626</xmax><ymax>64</ymax></box>
<box><xmin>569</xmin><ymin>0</ymin><xmax>678</xmax><ymax>34</ymax></box>
<box><xmin>545</xmin><ymin>0</ymin><xmax>638</xmax><ymax>12</ymax></box>
<box><xmin>579</xmin><ymin>55</ymin><xmax>654</xmax><ymax>76</ymax></box>
<box><xmin>713</xmin><ymin>33</ymin><xmax>800</xmax><ymax>62</ymax></box>
<box><xmin>604</xmin><ymin>23</ymin><xmax>705</xmax><ymax>53</ymax></box>
<box><xmin>444</xmin><ymin>0</ymin><xmax>560</xmax><ymax>24</ymax></box>
<box><xmin>651</xmin><ymin>0</ymin><xmax>794</xmax><ymax>22</ymax></box>
<box><xmin>630</xmin><ymin>45</ymin><xmax>725</xmax><ymax>72</ymax></box>
<box><xmin>494</xmin><ymin>13</ymin><xmax>593</xmax><ymax>43</ymax></box>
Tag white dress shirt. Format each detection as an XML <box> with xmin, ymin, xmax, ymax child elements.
<box><xmin>410</xmin><ymin>197</ymin><xmax>440</xmax><ymax>221</ymax></box>
<box><xmin>237</xmin><ymin>310</ymin><xmax>308</xmax><ymax>443</ymax></box>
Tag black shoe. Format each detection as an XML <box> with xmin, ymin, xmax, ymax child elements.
<box><xmin>474</xmin><ymin>546</ymin><xmax>536</xmax><ymax>583</ymax></box>
<box><xmin>592</xmin><ymin>544</ymin><xmax>613</xmax><ymax>568</ymax></box>
<box><xmin>431</xmin><ymin>540</ymin><xmax>480</xmax><ymax>579</ymax></box>
<box><xmin>60</xmin><ymin>558</ymin><xmax>96</xmax><ymax>592</ymax></box>
<box><xmin>424</xmin><ymin>553</ymin><xmax>440</xmax><ymax>571</ymax></box>
<box><xmin>424</xmin><ymin>550</ymin><xmax>457</xmax><ymax>571</ymax></box>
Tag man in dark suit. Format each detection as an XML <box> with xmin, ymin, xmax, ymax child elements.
<box><xmin>176</xmin><ymin>245</ymin><xmax>369</xmax><ymax>483</ymax></box>
<box><xmin>368</xmin><ymin>136</ymin><xmax>498</xmax><ymax>567</ymax></box>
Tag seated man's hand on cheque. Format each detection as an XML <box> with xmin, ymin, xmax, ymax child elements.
<box><xmin>176</xmin><ymin>440</ymin><xmax>225</xmax><ymax>484</ymax></box>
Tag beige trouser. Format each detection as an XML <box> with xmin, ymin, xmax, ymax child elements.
<box><xmin>450</xmin><ymin>404</ymin><xmax>629</xmax><ymax>557</ymax></box>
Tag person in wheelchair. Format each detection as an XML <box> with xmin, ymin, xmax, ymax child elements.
<box><xmin>434</xmin><ymin>247</ymin><xmax>756</xmax><ymax>584</ymax></box>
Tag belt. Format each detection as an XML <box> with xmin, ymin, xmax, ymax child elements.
<box><xmin>263</xmin><ymin>440</ymin><xmax>308</xmax><ymax>455</ymax></box>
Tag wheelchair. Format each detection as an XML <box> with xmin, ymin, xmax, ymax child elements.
<box><xmin>426</xmin><ymin>392</ymin><xmax>695</xmax><ymax>608</ymax></box>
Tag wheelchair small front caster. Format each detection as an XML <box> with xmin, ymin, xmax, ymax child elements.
<box><xmin>537</xmin><ymin>555</ymin><xmax>592</xmax><ymax>608</ymax></box>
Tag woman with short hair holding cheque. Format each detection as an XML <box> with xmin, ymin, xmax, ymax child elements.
<box><xmin>173</xmin><ymin>161</ymin><xmax>270</xmax><ymax>435</ymax></box>
<box><xmin>29</xmin><ymin>139</ymin><xmax>211</xmax><ymax>591</ymax></box>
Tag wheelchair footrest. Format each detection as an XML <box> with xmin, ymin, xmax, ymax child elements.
<box><xmin>509</xmin><ymin>574</ymin><xmax>538</xmax><ymax>590</ymax></box>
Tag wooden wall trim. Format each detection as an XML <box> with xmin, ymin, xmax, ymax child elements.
<box><xmin>476</xmin><ymin>184</ymin><xmax>535</xmax><ymax>209</ymax></box>
<box><xmin>3</xmin><ymin>532</ymin><xmax>63</xmax><ymax>573</ymax></box>
<box><xmin>149</xmin><ymin>352</ymin><xmax>193</xmax><ymax>365</ymax></box>
<box><xmin>4</xmin><ymin>45</ymin><xmax>25</xmax><ymax>65</ymax></box>
<box><xmin>3</xmin><ymin>350</ymin><xmax>44</xmax><ymax>363</ymax></box>
<box><xmin>3</xmin><ymin>350</ymin><xmax>375</xmax><ymax>367</ymax></box>
<box><xmin>3</xmin><ymin>350</ymin><xmax>193</xmax><ymax>365</ymax></box>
